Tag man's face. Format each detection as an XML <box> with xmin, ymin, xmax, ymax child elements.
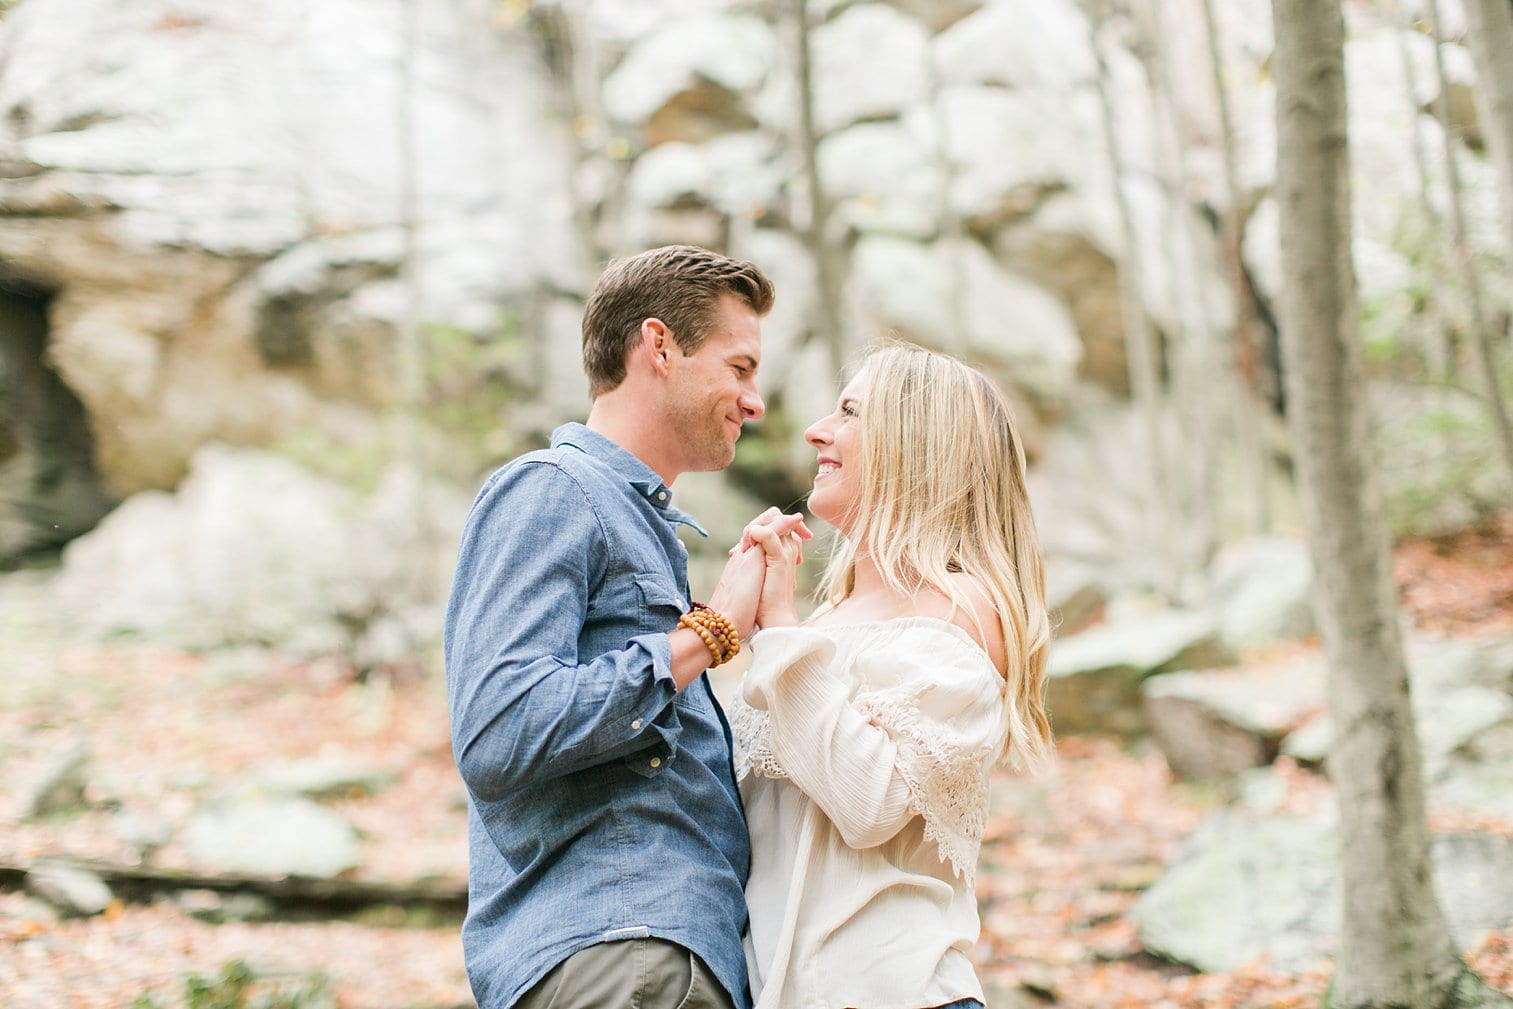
<box><xmin>664</xmin><ymin>294</ymin><xmax>765</xmax><ymax>473</ymax></box>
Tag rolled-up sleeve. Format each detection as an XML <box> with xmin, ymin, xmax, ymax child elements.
<box><xmin>445</xmin><ymin>461</ymin><xmax>682</xmax><ymax>803</ymax></box>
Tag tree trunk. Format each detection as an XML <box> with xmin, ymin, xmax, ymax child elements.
<box><xmin>1084</xmin><ymin>0</ymin><xmax>1178</xmax><ymax>598</ymax></box>
<box><xmin>531</xmin><ymin>0</ymin><xmax>616</xmax><ymax>271</ymax></box>
<box><xmin>1462</xmin><ymin>0</ymin><xmax>1513</xmax><ymax>264</ymax></box>
<box><xmin>1271</xmin><ymin>2</ymin><xmax>1505</xmax><ymax>1006</ymax></box>
<box><xmin>792</xmin><ymin>0</ymin><xmax>848</xmax><ymax>374</ymax></box>
<box><xmin>1383</xmin><ymin>0</ymin><xmax>1453</xmax><ymax>377</ymax></box>
<box><xmin>395</xmin><ymin>0</ymin><xmax>423</xmax><ymax>470</ymax></box>
<box><xmin>1136</xmin><ymin>0</ymin><xmax>1221</xmax><ymax>579</ymax></box>
<box><xmin>1427</xmin><ymin>0</ymin><xmax>1513</xmax><ymax>494</ymax></box>
<box><xmin>1198</xmin><ymin>0</ymin><xmax>1270</xmax><ymax>535</ymax></box>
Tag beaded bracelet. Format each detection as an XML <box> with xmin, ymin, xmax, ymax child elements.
<box><xmin>678</xmin><ymin>602</ymin><xmax>741</xmax><ymax>666</ymax></box>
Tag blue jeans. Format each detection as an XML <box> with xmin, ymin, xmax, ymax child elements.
<box><xmin>931</xmin><ymin>1002</ymin><xmax>984</xmax><ymax>1009</ymax></box>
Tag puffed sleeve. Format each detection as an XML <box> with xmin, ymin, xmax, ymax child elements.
<box><xmin>733</xmin><ymin>622</ymin><xmax>1007</xmax><ymax>881</ymax></box>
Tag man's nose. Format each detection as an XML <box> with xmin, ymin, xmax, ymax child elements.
<box><xmin>741</xmin><ymin>388</ymin><xmax>765</xmax><ymax>420</ymax></box>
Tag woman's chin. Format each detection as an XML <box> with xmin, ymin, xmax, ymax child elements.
<box><xmin>807</xmin><ymin>497</ymin><xmax>850</xmax><ymax>534</ymax></box>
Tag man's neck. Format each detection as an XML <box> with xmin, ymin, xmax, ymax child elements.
<box><xmin>586</xmin><ymin>396</ymin><xmax>681</xmax><ymax>487</ymax></box>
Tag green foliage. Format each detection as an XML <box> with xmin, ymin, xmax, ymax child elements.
<box><xmin>271</xmin><ymin>425</ymin><xmax>392</xmax><ymax>495</ymax></box>
<box><xmin>130</xmin><ymin>960</ymin><xmax>334</xmax><ymax>1009</ymax></box>
<box><xmin>1361</xmin><ymin>206</ymin><xmax>1449</xmax><ymax>373</ymax></box>
<box><xmin>272</xmin><ymin>312</ymin><xmax>532</xmax><ymax>490</ymax></box>
<box><xmin>419</xmin><ymin>316</ymin><xmax>533</xmax><ymax>471</ymax></box>
<box><xmin>1375</xmin><ymin>380</ymin><xmax>1513</xmax><ymax>536</ymax></box>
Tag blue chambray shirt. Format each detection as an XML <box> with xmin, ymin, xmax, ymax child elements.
<box><xmin>444</xmin><ymin>423</ymin><xmax>752</xmax><ymax>1009</ymax></box>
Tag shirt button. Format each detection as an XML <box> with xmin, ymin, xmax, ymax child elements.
<box><xmin>649</xmin><ymin>757</ymin><xmax>662</xmax><ymax>769</ymax></box>
<box><xmin>656</xmin><ymin>491</ymin><xmax>668</xmax><ymax>501</ymax></box>
<box><xmin>631</xmin><ymin>719</ymin><xmax>642</xmax><ymax>731</ymax></box>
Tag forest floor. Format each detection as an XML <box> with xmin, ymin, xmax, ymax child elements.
<box><xmin>2</xmin><ymin>515</ymin><xmax>1512</xmax><ymax>1009</ymax></box>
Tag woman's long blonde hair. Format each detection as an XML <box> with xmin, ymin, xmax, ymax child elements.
<box><xmin>816</xmin><ymin>343</ymin><xmax>1053</xmax><ymax>772</ymax></box>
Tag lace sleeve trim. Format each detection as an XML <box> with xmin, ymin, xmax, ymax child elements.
<box><xmin>732</xmin><ymin>681</ymin><xmax>993</xmax><ymax>885</ymax></box>
<box><xmin>732</xmin><ymin>693</ymin><xmax>787</xmax><ymax>783</ymax></box>
<box><xmin>854</xmin><ymin>684</ymin><xmax>992</xmax><ymax>884</ymax></box>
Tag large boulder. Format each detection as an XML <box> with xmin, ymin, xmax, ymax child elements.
<box><xmin>184</xmin><ymin>797</ymin><xmax>361</xmax><ymax>879</ymax></box>
<box><xmin>1208</xmin><ymin>537</ymin><xmax>1316</xmax><ymax>652</ymax></box>
<box><xmin>817</xmin><ymin>121</ymin><xmax>942</xmax><ymax>238</ymax></box>
<box><xmin>1133</xmin><ymin>812</ymin><xmax>1513</xmax><ymax>973</ymax></box>
<box><xmin>848</xmin><ymin>235</ymin><xmax>1082</xmax><ymax>405</ymax></box>
<box><xmin>1144</xmin><ymin>655</ymin><xmax>1326</xmax><ymax>781</ymax></box>
<box><xmin>1047</xmin><ymin>608</ymin><xmax>1230</xmax><ymax>736</ymax></box>
<box><xmin>811</xmin><ymin>5</ymin><xmax>930</xmax><ymax>133</ymax></box>
<box><xmin>931</xmin><ymin>0</ymin><xmax>1092</xmax><ymax>92</ymax></box>
<box><xmin>48</xmin><ymin>444</ymin><xmax>466</xmax><ymax>664</ymax></box>
<box><xmin>602</xmin><ymin>12</ymin><xmax>776</xmax><ymax>141</ymax></box>
<box><xmin>1280</xmin><ymin>635</ymin><xmax>1513</xmax><ymax>785</ymax></box>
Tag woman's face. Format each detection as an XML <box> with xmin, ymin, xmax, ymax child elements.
<box><xmin>804</xmin><ymin>372</ymin><xmax>865</xmax><ymax>532</ymax></box>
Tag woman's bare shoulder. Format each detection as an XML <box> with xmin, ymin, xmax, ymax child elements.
<box><xmin>912</xmin><ymin>575</ymin><xmax>1007</xmax><ymax>674</ymax></box>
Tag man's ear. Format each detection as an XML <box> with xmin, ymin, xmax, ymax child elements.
<box><xmin>640</xmin><ymin>318</ymin><xmax>673</xmax><ymax>378</ymax></box>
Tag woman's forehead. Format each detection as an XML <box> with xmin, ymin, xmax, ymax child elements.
<box><xmin>839</xmin><ymin>370</ymin><xmax>867</xmax><ymax>400</ymax></box>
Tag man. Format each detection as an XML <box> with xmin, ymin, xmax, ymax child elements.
<box><xmin>445</xmin><ymin>245</ymin><xmax>792</xmax><ymax>1009</ymax></box>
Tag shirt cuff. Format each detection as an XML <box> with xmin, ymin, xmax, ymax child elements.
<box><xmin>624</xmin><ymin>631</ymin><xmax>684</xmax><ymax>753</ymax></box>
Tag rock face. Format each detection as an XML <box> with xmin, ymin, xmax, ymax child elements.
<box><xmin>0</xmin><ymin>0</ymin><xmax>1499</xmax><ymax>580</ymax></box>
<box><xmin>1132</xmin><ymin>813</ymin><xmax>1340</xmax><ymax>973</ymax></box>
<box><xmin>1208</xmin><ymin>537</ymin><xmax>1316</xmax><ymax>653</ymax></box>
<box><xmin>1145</xmin><ymin>633</ymin><xmax>1513</xmax><ymax>790</ymax></box>
<box><xmin>1136</xmin><ymin>630</ymin><xmax>1513</xmax><ymax>970</ymax></box>
<box><xmin>0</xmin><ymin>0</ymin><xmax>1186</xmax><ymax>565</ymax></box>
<box><xmin>0</xmin><ymin>0</ymin><xmax>578</xmax><ymax>559</ymax></box>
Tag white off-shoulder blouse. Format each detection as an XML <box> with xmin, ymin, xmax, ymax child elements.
<box><xmin>731</xmin><ymin>618</ymin><xmax>1010</xmax><ymax>1009</ymax></box>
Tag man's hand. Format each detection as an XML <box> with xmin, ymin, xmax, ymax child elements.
<box><xmin>707</xmin><ymin>541</ymin><xmax>767</xmax><ymax>639</ymax></box>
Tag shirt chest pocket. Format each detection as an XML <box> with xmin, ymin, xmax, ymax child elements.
<box><xmin>634</xmin><ymin>577</ymin><xmax>716</xmax><ymax>711</ymax></box>
<box><xmin>635</xmin><ymin>576</ymin><xmax>687</xmax><ymax>635</ymax></box>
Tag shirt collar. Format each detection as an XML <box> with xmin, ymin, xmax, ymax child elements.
<box><xmin>551</xmin><ymin>423</ymin><xmax>709</xmax><ymax>537</ymax></box>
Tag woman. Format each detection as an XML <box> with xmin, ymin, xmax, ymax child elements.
<box><xmin>730</xmin><ymin>343</ymin><xmax>1054</xmax><ymax>1009</ymax></box>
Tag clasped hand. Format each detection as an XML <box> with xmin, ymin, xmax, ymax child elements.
<box><xmin>707</xmin><ymin>507</ymin><xmax>812</xmax><ymax>637</ymax></box>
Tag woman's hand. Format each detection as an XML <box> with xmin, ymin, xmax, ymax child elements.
<box><xmin>734</xmin><ymin>508</ymin><xmax>812</xmax><ymax>630</ymax></box>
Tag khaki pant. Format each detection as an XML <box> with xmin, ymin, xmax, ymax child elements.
<box><xmin>516</xmin><ymin>938</ymin><xmax>734</xmax><ymax>1009</ymax></box>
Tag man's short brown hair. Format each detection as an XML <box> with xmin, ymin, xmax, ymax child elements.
<box><xmin>581</xmin><ymin>245</ymin><xmax>775</xmax><ymax>397</ymax></box>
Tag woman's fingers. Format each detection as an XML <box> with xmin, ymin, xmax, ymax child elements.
<box><xmin>739</xmin><ymin>510</ymin><xmax>814</xmax><ymax>551</ymax></box>
<box><xmin>748</xmin><ymin>525</ymin><xmax>805</xmax><ymax>571</ymax></box>
<box><xmin>746</xmin><ymin>523</ymin><xmax>785</xmax><ymax>558</ymax></box>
